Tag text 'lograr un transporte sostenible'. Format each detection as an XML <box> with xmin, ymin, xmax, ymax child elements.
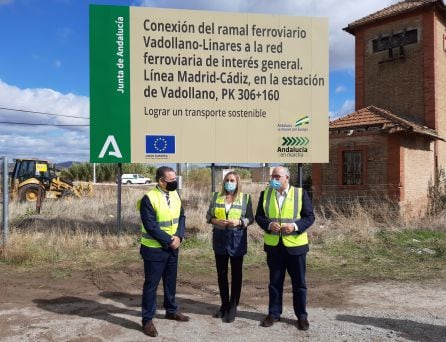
<box><xmin>144</xmin><ymin>107</ymin><xmax>267</xmax><ymax>119</ymax></box>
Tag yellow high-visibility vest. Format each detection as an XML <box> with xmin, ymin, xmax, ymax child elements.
<box><xmin>139</xmin><ymin>187</ymin><xmax>181</xmax><ymax>248</ymax></box>
<box><xmin>262</xmin><ymin>186</ymin><xmax>308</xmax><ymax>247</ymax></box>
<box><xmin>211</xmin><ymin>192</ymin><xmax>249</xmax><ymax>220</ymax></box>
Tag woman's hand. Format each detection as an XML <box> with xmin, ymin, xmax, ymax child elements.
<box><xmin>212</xmin><ymin>218</ymin><xmax>229</xmax><ymax>226</ymax></box>
<box><xmin>226</xmin><ymin>219</ymin><xmax>241</xmax><ymax>227</ymax></box>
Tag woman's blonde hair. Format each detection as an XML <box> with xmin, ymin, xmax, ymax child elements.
<box><xmin>220</xmin><ymin>171</ymin><xmax>241</xmax><ymax>198</ymax></box>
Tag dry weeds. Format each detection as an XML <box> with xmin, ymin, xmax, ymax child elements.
<box><xmin>1</xmin><ymin>182</ymin><xmax>445</xmax><ymax>276</ymax></box>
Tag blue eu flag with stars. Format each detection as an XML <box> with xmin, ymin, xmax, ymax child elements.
<box><xmin>146</xmin><ymin>135</ymin><xmax>176</xmax><ymax>154</ymax></box>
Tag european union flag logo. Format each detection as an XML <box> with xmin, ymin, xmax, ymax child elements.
<box><xmin>146</xmin><ymin>135</ymin><xmax>176</xmax><ymax>154</ymax></box>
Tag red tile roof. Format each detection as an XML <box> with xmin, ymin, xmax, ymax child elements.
<box><xmin>330</xmin><ymin>106</ymin><xmax>392</xmax><ymax>128</ymax></box>
<box><xmin>330</xmin><ymin>105</ymin><xmax>444</xmax><ymax>140</ymax></box>
<box><xmin>344</xmin><ymin>0</ymin><xmax>445</xmax><ymax>34</ymax></box>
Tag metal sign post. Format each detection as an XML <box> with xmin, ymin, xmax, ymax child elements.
<box><xmin>298</xmin><ymin>163</ymin><xmax>303</xmax><ymax>188</ymax></box>
<box><xmin>211</xmin><ymin>163</ymin><xmax>216</xmax><ymax>192</ymax></box>
<box><xmin>1</xmin><ymin>157</ymin><xmax>8</xmax><ymax>246</ymax></box>
<box><xmin>117</xmin><ymin>163</ymin><xmax>122</xmax><ymax>234</ymax></box>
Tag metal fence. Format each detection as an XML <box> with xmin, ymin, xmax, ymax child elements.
<box><xmin>1</xmin><ymin>156</ymin><xmax>8</xmax><ymax>246</ymax></box>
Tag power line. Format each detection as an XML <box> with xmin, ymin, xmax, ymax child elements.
<box><xmin>1</xmin><ymin>151</ymin><xmax>90</xmax><ymax>157</ymax></box>
<box><xmin>0</xmin><ymin>106</ymin><xmax>89</xmax><ymax>119</ymax></box>
<box><xmin>0</xmin><ymin>121</ymin><xmax>89</xmax><ymax>127</ymax></box>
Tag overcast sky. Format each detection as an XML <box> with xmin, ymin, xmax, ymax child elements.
<box><xmin>0</xmin><ymin>0</ymin><xmax>399</xmax><ymax>163</ymax></box>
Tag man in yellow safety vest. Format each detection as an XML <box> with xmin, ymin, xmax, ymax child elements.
<box><xmin>255</xmin><ymin>166</ymin><xmax>315</xmax><ymax>331</ymax></box>
<box><xmin>139</xmin><ymin>166</ymin><xmax>189</xmax><ymax>337</ymax></box>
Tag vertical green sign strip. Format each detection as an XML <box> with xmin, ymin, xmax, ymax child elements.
<box><xmin>90</xmin><ymin>5</ymin><xmax>131</xmax><ymax>163</ymax></box>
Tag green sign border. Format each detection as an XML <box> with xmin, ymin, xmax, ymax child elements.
<box><xmin>90</xmin><ymin>5</ymin><xmax>131</xmax><ymax>163</ymax></box>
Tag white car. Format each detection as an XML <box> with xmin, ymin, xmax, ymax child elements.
<box><xmin>121</xmin><ymin>174</ymin><xmax>151</xmax><ymax>184</ymax></box>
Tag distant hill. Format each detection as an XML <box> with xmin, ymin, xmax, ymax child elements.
<box><xmin>5</xmin><ymin>161</ymin><xmax>77</xmax><ymax>174</ymax></box>
<box><xmin>56</xmin><ymin>161</ymin><xmax>78</xmax><ymax>169</ymax></box>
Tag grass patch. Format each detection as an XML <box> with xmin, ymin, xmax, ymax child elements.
<box><xmin>179</xmin><ymin>237</ymin><xmax>266</xmax><ymax>275</ymax></box>
<box><xmin>0</xmin><ymin>230</ymin><xmax>141</xmax><ymax>275</ymax></box>
<box><xmin>309</xmin><ymin>229</ymin><xmax>446</xmax><ymax>280</ymax></box>
<box><xmin>51</xmin><ymin>267</ymin><xmax>71</xmax><ymax>279</ymax></box>
<box><xmin>1</xmin><ymin>229</ymin><xmax>444</xmax><ymax>282</ymax></box>
<box><xmin>180</xmin><ymin>236</ymin><xmax>214</xmax><ymax>274</ymax></box>
<box><xmin>2</xmin><ymin>184</ymin><xmax>446</xmax><ymax>283</ymax></box>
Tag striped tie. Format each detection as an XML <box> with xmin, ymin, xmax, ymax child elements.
<box><xmin>166</xmin><ymin>192</ymin><xmax>170</xmax><ymax>207</ymax></box>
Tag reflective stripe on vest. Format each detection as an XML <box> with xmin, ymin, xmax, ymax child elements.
<box><xmin>262</xmin><ymin>186</ymin><xmax>308</xmax><ymax>247</ymax></box>
<box><xmin>140</xmin><ymin>187</ymin><xmax>181</xmax><ymax>248</ymax></box>
<box><xmin>212</xmin><ymin>192</ymin><xmax>249</xmax><ymax>220</ymax></box>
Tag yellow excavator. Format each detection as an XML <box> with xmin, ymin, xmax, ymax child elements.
<box><xmin>10</xmin><ymin>158</ymin><xmax>93</xmax><ymax>202</ymax></box>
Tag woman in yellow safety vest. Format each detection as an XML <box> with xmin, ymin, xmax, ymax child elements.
<box><xmin>206</xmin><ymin>171</ymin><xmax>254</xmax><ymax>323</ymax></box>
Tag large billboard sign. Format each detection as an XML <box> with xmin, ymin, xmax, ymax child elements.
<box><xmin>90</xmin><ymin>5</ymin><xmax>328</xmax><ymax>163</ymax></box>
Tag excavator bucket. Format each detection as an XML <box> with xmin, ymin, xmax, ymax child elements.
<box><xmin>73</xmin><ymin>181</ymin><xmax>94</xmax><ymax>197</ymax></box>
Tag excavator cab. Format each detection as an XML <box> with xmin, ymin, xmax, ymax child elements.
<box><xmin>11</xmin><ymin>159</ymin><xmax>50</xmax><ymax>202</ymax></box>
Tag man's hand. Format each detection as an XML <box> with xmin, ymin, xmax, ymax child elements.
<box><xmin>170</xmin><ymin>236</ymin><xmax>181</xmax><ymax>249</ymax></box>
<box><xmin>269</xmin><ymin>222</ymin><xmax>281</xmax><ymax>233</ymax></box>
<box><xmin>281</xmin><ymin>223</ymin><xmax>295</xmax><ymax>234</ymax></box>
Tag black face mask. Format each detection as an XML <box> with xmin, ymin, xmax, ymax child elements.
<box><xmin>165</xmin><ymin>180</ymin><xmax>178</xmax><ymax>191</ymax></box>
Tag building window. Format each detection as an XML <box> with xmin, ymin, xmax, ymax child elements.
<box><xmin>343</xmin><ymin>151</ymin><xmax>363</xmax><ymax>185</ymax></box>
<box><xmin>372</xmin><ymin>28</ymin><xmax>418</xmax><ymax>53</ymax></box>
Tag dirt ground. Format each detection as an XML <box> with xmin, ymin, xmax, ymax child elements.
<box><xmin>0</xmin><ymin>262</ymin><xmax>445</xmax><ymax>341</ymax></box>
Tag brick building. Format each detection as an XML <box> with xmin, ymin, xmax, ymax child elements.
<box><xmin>312</xmin><ymin>0</ymin><xmax>446</xmax><ymax>215</ymax></box>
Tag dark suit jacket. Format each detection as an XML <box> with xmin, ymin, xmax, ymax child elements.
<box><xmin>139</xmin><ymin>192</ymin><xmax>186</xmax><ymax>261</ymax></box>
<box><xmin>255</xmin><ymin>187</ymin><xmax>315</xmax><ymax>255</ymax></box>
<box><xmin>206</xmin><ymin>194</ymin><xmax>254</xmax><ymax>256</ymax></box>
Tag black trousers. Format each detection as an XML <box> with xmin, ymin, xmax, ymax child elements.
<box><xmin>141</xmin><ymin>251</ymin><xmax>178</xmax><ymax>324</ymax></box>
<box><xmin>266</xmin><ymin>242</ymin><xmax>307</xmax><ymax>319</ymax></box>
<box><xmin>215</xmin><ymin>253</ymin><xmax>244</xmax><ymax>308</ymax></box>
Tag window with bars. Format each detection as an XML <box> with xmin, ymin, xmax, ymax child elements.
<box><xmin>343</xmin><ymin>150</ymin><xmax>363</xmax><ymax>185</ymax></box>
<box><xmin>372</xmin><ymin>29</ymin><xmax>418</xmax><ymax>53</ymax></box>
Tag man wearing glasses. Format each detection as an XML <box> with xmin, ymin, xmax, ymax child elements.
<box><xmin>139</xmin><ymin>166</ymin><xmax>189</xmax><ymax>337</ymax></box>
<box><xmin>255</xmin><ymin>166</ymin><xmax>315</xmax><ymax>331</ymax></box>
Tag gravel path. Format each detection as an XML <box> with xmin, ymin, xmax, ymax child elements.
<box><xmin>1</xmin><ymin>280</ymin><xmax>445</xmax><ymax>341</ymax></box>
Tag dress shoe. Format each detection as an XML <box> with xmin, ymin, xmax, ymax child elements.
<box><xmin>142</xmin><ymin>320</ymin><xmax>158</xmax><ymax>337</ymax></box>
<box><xmin>165</xmin><ymin>312</ymin><xmax>190</xmax><ymax>322</ymax></box>
<box><xmin>213</xmin><ymin>306</ymin><xmax>226</xmax><ymax>318</ymax></box>
<box><xmin>261</xmin><ymin>314</ymin><xmax>279</xmax><ymax>327</ymax></box>
<box><xmin>297</xmin><ymin>318</ymin><xmax>310</xmax><ymax>331</ymax></box>
<box><xmin>223</xmin><ymin>304</ymin><xmax>237</xmax><ymax>323</ymax></box>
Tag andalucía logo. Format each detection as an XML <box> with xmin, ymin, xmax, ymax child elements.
<box><xmin>295</xmin><ymin>115</ymin><xmax>310</xmax><ymax>127</ymax></box>
<box><xmin>146</xmin><ymin>135</ymin><xmax>176</xmax><ymax>154</ymax></box>
<box><xmin>278</xmin><ymin>136</ymin><xmax>309</xmax><ymax>153</ymax></box>
<box><xmin>282</xmin><ymin>136</ymin><xmax>309</xmax><ymax>146</ymax></box>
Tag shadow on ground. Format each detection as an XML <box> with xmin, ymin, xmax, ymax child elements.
<box><xmin>99</xmin><ymin>291</ymin><xmax>296</xmax><ymax>325</ymax></box>
<box><xmin>337</xmin><ymin>314</ymin><xmax>446</xmax><ymax>342</ymax></box>
<box><xmin>34</xmin><ymin>291</ymin><xmax>297</xmax><ymax>332</ymax></box>
<box><xmin>33</xmin><ymin>296</ymin><xmax>142</xmax><ymax>332</ymax></box>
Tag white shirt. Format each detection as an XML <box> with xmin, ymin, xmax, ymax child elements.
<box><xmin>268</xmin><ymin>184</ymin><xmax>298</xmax><ymax>232</ymax></box>
<box><xmin>275</xmin><ymin>185</ymin><xmax>290</xmax><ymax>209</ymax></box>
